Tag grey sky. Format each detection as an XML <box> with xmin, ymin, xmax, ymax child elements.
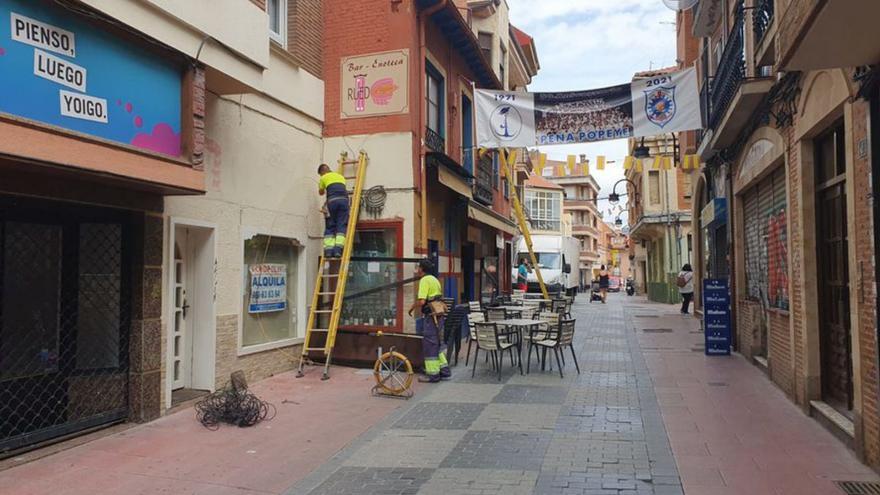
<box><xmin>507</xmin><ymin>0</ymin><xmax>677</xmax><ymax>224</ymax></box>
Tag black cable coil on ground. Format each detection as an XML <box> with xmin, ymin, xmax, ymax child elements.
<box><xmin>195</xmin><ymin>372</ymin><xmax>276</xmax><ymax>430</ymax></box>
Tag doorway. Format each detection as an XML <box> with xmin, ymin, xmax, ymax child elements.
<box><xmin>168</xmin><ymin>221</ymin><xmax>216</xmax><ymax>407</ymax></box>
<box><xmin>462</xmin><ymin>243</ymin><xmax>475</xmax><ymax>302</ymax></box>
<box><xmin>815</xmin><ymin>123</ymin><xmax>853</xmax><ymax>416</ymax></box>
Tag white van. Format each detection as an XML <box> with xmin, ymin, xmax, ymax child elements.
<box><xmin>512</xmin><ymin>235</ymin><xmax>581</xmax><ymax>297</ymax></box>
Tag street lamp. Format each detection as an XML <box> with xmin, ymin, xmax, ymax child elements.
<box><xmin>614</xmin><ymin>217</ymin><xmax>623</xmax><ymax>227</ymax></box>
<box><xmin>607</xmin><ymin>178</ymin><xmax>638</xmax><ymax>206</ymax></box>
<box><xmin>632</xmin><ymin>138</ymin><xmax>650</xmax><ymax>159</ymax></box>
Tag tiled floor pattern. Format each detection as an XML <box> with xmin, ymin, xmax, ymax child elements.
<box><xmin>291</xmin><ymin>297</ymin><xmax>683</xmax><ymax>495</ymax></box>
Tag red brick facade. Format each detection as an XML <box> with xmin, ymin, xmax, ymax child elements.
<box><xmin>287</xmin><ymin>0</ymin><xmax>323</xmax><ymax>78</ymax></box>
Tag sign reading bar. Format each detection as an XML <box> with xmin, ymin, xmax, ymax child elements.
<box><xmin>340</xmin><ymin>49</ymin><xmax>409</xmax><ymax>119</ymax></box>
<box><xmin>248</xmin><ymin>264</ymin><xmax>288</xmax><ymax>314</ymax></box>
<box><xmin>702</xmin><ymin>278</ymin><xmax>731</xmax><ymax>355</ymax></box>
<box><xmin>476</xmin><ymin>68</ymin><xmax>703</xmax><ymax>148</ymax></box>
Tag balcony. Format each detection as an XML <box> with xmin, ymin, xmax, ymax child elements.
<box><xmin>752</xmin><ymin>0</ymin><xmax>776</xmax><ymax>66</ymax></box>
<box><xmin>698</xmin><ymin>5</ymin><xmax>774</xmax><ymax>157</ymax></box>
<box><xmin>563</xmin><ymin>199</ymin><xmax>598</xmax><ymax>212</ymax></box>
<box><xmin>779</xmin><ymin>0</ymin><xmax>880</xmax><ymax>70</ymax></box>
<box><xmin>473</xmin><ymin>152</ymin><xmax>494</xmax><ymax>206</ymax></box>
<box><xmin>572</xmin><ymin>223</ymin><xmax>599</xmax><ymax>236</ymax></box>
<box><xmin>425</xmin><ymin>127</ymin><xmax>445</xmax><ymax>153</ymax></box>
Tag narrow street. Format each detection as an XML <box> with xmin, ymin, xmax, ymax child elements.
<box><xmin>286</xmin><ymin>294</ymin><xmax>877</xmax><ymax>495</ymax></box>
<box><xmin>1</xmin><ymin>296</ymin><xmax>876</xmax><ymax>494</ymax></box>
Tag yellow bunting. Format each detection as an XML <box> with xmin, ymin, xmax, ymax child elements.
<box><xmin>567</xmin><ymin>155</ymin><xmax>576</xmax><ymax>175</ymax></box>
<box><xmin>623</xmin><ymin>156</ymin><xmax>643</xmax><ymax>172</ymax></box>
<box><xmin>539</xmin><ymin>152</ymin><xmax>547</xmax><ymax>175</ymax></box>
<box><xmin>597</xmin><ymin>155</ymin><xmax>606</xmax><ymax>170</ymax></box>
<box><xmin>660</xmin><ymin>156</ymin><xmax>673</xmax><ymax>170</ymax></box>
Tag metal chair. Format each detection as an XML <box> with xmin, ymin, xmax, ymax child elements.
<box><xmin>472</xmin><ymin>322</ymin><xmax>522</xmax><ymax>381</ymax></box>
<box><xmin>486</xmin><ymin>308</ymin><xmax>508</xmax><ymax>322</ymax></box>
<box><xmin>468</xmin><ymin>300</ymin><xmax>482</xmax><ymax>314</ymax></box>
<box><xmin>464</xmin><ymin>311</ymin><xmax>485</xmax><ymax>367</ymax></box>
<box><xmin>528</xmin><ymin>318</ymin><xmax>579</xmax><ymax>378</ymax></box>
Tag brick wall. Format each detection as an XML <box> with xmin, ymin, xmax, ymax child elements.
<box><xmin>251</xmin><ymin>0</ymin><xmax>265</xmax><ymax>10</ymax></box>
<box><xmin>182</xmin><ymin>67</ymin><xmax>206</xmax><ymax>170</ymax></box>
<box><xmin>768</xmin><ymin>310</ymin><xmax>794</xmax><ymax>397</ymax></box>
<box><xmin>287</xmin><ymin>0</ymin><xmax>323</xmax><ymax>78</ymax></box>
<box><xmin>849</xmin><ymin>96</ymin><xmax>880</xmax><ymax>467</ymax></box>
<box><xmin>323</xmin><ymin>0</ymin><xmax>418</xmax><ymax>138</ymax></box>
<box><xmin>214</xmin><ymin>314</ymin><xmax>300</xmax><ymax>389</ymax></box>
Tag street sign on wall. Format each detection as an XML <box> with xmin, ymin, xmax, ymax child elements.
<box><xmin>703</xmin><ymin>278</ymin><xmax>731</xmax><ymax>355</ymax></box>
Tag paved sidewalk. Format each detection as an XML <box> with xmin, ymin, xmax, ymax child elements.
<box><xmin>288</xmin><ymin>295</ymin><xmax>683</xmax><ymax>495</ymax></box>
<box><xmin>632</xmin><ymin>298</ymin><xmax>880</xmax><ymax>495</ymax></box>
<box><xmin>4</xmin><ymin>295</ymin><xmax>876</xmax><ymax>495</ymax></box>
<box><xmin>0</xmin><ymin>366</ymin><xmax>414</xmax><ymax>495</ymax></box>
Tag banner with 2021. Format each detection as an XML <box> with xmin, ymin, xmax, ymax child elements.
<box><xmin>476</xmin><ymin>68</ymin><xmax>702</xmax><ymax>148</ymax></box>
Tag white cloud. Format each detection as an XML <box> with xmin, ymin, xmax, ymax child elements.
<box><xmin>508</xmin><ymin>0</ymin><xmax>678</xmax><ymax>226</ymax></box>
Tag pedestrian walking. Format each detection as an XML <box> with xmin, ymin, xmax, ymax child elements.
<box><xmin>408</xmin><ymin>259</ymin><xmax>451</xmax><ymax>383</ymax></box>
<box><xmin>598</xmin><ymin>265</ymin><xmax>610</xmax><ymax>303</ymax></box>
<box><xmin>516</xmin><ymin>258</ymin><xmax>528</xmax><ymax>291</ymax></box>
<box><xmin>317</xmin><ymin>163</ymin><xmax>349</xmax><ymax>258</ymax></box>
<box><xmin>677</xmin><ymin>263</ymin><xmax>694</xmax><ymax>315</ymax></box>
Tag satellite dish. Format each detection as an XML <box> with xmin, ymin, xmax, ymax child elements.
<box><xmin>662</xmin><ymin>0</ymin><xmax>699</xmax><ymax>10</ymax></box>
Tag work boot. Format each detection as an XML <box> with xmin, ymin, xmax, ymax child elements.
<box><xmin>323</xmin><ymin>249</ymin><xmax>335</xmax><ymax>259</ymax></box>
<box><xmin>439</xmin><ymin>367</ymin><xmax>452</xmax><ymax>380</ymax></box>
<box><xmin>418</xmin><ymin>374</ymin><xmax>442</xmax><ymax>383</ymax></box>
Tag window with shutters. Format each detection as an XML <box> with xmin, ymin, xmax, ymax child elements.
<box><xmin>478</xmin><ymin>32</ymin><xmax>493</xmax><ymax>64</ymax></box>
<box><xmin>742</xmin><ymin>167</ymin><xmax>788</xmax><ymax>310</ymax></box>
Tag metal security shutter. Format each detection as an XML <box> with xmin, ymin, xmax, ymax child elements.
<box><xmin>742</xmin><ymin>168</ymin><xmax>788</xmax><ymax>310</ymax></box>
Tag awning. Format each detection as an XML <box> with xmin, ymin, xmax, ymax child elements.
<box><xmin>468</xmin><ymin>201</ymin><xmax>517</xmax><ymax>236</ymax></box>
<box><xmin>438</xmin><ymin>166</ymin><xmax>473</xmax><ymax>199</ymax></box>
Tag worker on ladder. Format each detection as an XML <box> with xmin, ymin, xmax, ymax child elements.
<box><xmin>408</xmin><ymin>259</ymin><xmax>451</xmax><ymax>383</ymax></box>
<box><xmin>318</xmin><ymin>163</ymin><xmax>350</xmax><ymax>258</ymax></box>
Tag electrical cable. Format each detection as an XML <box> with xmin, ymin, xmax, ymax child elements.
<box><xmin>194</xmin><ymin>378</ymin><xmax>276</xmax><ymax>430</ymax></box>
<box><xmin>362</xmin><ymin>185</ymin><xmax>387</xmax><ymax>215</ymax></box>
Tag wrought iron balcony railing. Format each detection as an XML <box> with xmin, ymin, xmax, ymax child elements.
<box><xmin>474</xmin><ymin>152</ymin><xmax>494</xmax><ymax>205</ymax></box>
<box><xmin>708</xmin><ymin>5</ymin><xmax>746</xmax><ymax>130</ymax></box>
<box><xmin>753</xmin><ymin>0</ymin><xmax>775</xmax><ymax>46</ymax></box>
<box><xmin>425</xmin><ymin>127</ymin><xmax>445</xmax><ymax>153</ymax></box>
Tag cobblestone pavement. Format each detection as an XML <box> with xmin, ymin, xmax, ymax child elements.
<box><xmin>289</xmin><ymin>295</ymin><xmax>683</xmax><ymax>495</ymax></box>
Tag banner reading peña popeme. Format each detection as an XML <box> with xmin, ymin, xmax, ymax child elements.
<box><xmin>475</xmin><ymin>67</ymin><xmax>702</xmax><ymax>148</ymax></box>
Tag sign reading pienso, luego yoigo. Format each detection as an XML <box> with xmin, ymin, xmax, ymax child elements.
<box><xmin>0</xmin><ymin>0</ymin><xmax>182</xmax><ymax>157</ymax></box>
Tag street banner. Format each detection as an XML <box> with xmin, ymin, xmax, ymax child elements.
<box><xmin>476</xmin><ymin>68</ymin><xmax>702</xmax><ymax>148</ymax></box>
<box><xmin>248</xmin><ymin>264</ymin><xmax>288</xmax><ymax>313</ymax></box>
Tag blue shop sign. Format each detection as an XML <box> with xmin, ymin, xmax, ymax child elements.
<box><xmin>702</xmin><ymin>278</ymin><xmax>731</xmax><ymax>355</ymax></box>
<box><xmin>0</xmin><ymin>0</ymin><xmax>182</xmax><ymax>157</ymax></box>
<box><xmin>700</xmin><ymin>198</ymin><xmax>728</xmax><ymax>227</ymax></box>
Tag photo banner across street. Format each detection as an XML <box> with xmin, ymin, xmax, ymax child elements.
<box><xmin>475</xmin><ymin>67</ymin><xmax>702</xmax><ymax>148</ymax></box>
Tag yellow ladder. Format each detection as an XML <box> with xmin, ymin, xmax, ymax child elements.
<box><xmin>497</xmin><ymin>148</ymin><xmax>550</xmax><ymax>300</ymax></box>
<box><xmin>297</xmin><ymin>151</ymin><xmax>368</xmax><ymax>380</ymax></box>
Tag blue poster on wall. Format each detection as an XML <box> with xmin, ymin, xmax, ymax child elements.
<box><xmin>0</xmin><ymin>0</ymin><xmax>182</xmax><ymax>157</ymax></box>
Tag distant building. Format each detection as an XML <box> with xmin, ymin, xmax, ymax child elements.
<box><xmin>626</xmin><ymin>126</ymin><xmax>694</xmax><ymax>302</ymax></box>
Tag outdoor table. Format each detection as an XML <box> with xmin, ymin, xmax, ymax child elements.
<box><xmin>495</xmin><ymin>305</ymin><xmax>528</xmax><ymax>317</ymax></box>
<box><xmin>494</xmin><ymin>318</ymin><xmax>540</xmax><ymax>348</ymax></box>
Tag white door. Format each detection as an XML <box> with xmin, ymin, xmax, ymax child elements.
<box><xmin>172</xmin><ymin>236</ymin><xmax>192</xmax><ymax>390</ymax></box>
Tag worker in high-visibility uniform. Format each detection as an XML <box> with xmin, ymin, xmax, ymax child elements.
<box><xmin>408</xmin><ymin>259</ymin><xmax>451</xmax><ymax>383</ymax></box>
<box><xmin>317</xmin><ymin>163</ymin><xmax>350</xmax><ymax>258</ymax></box>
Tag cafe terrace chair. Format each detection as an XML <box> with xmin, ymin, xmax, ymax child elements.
<box><xmin>529</xmin><ymin>319</ymin><xmax>580</xmax><ymax>378</ymax></box>
<box><xmin>472</xmin><ymin>322</ymin><xmax>522</xmax><ymax>381</ymax></box>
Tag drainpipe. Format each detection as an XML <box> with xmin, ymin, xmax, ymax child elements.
<box><xmin>419</xmin><ymin>0</ymin><xmax>448</xmax><ymax>254</ymax></box>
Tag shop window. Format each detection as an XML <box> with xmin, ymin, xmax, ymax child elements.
<box><xmin>242</xmin><ymin>234</ymin><xmax>300</xmax><ymax>348</ymax></box>
<box><xmin>1</xmin><ymin>222</ymin><xmax>62</xmax><ymax>380</ymax></box>
<box><xmin>76</xmin><ymin>223</ymin><xmax>122</xmax><ymax>370</ymax></box>
<box><xmin>648</xmin><ymin>171</ymin><xmax>661</xmax><ymax>205</ymax></box>
<box><xmin>743</xmin><ymin>167</ymin><xmax>788</xmax><ymax>310</ymax></box>
<box><xmin>341</xmin><ymin>225</ymin><xmax>403</xmax><ymax>330</ymax></box>
<box><xmin>267</xmin><ymin>0</ymin><xmax>287</xmax><ymax>46</ymax></box>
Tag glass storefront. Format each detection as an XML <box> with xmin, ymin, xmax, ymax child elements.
<box><xmin>340</xmin><ymin>224</ymin><xmax>403</xmax><ymax>330</ymax></box>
